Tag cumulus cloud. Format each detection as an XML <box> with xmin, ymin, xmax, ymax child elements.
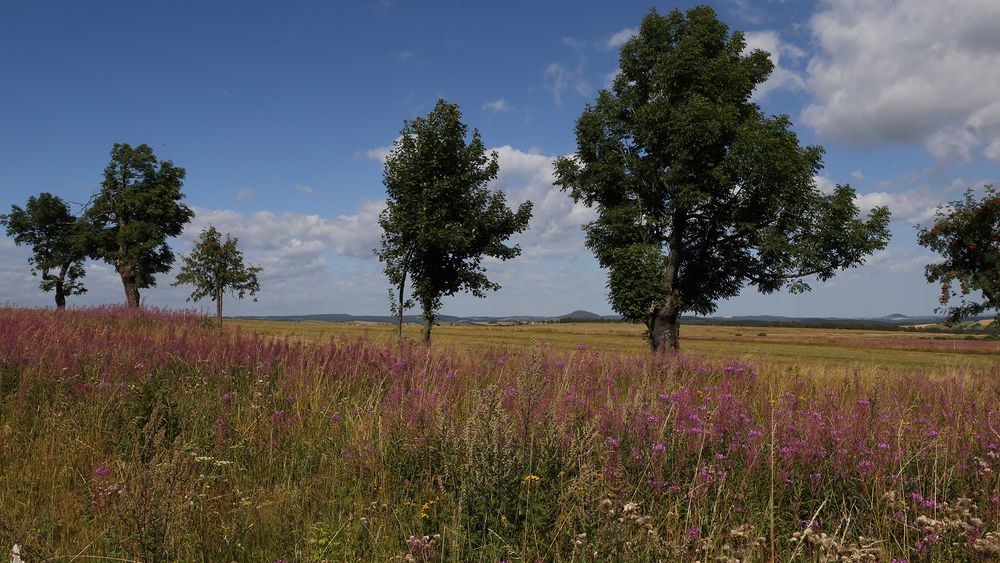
<box><xmin>543</xmin><ymin>63</ymin><xmax>592</xmax><ymax>106</ymax></box>
<box><xmin>743</xmin><ymin>30</ymin><xmax>806</xmax><ymax>101</ymax></box>
<box><xmin>985</xmin><ymin>138</ymin><xmax>1000</xmax><ymax>162</ymax></box>
<box><xmin>487</xmin><ymin>146</ymin><xmax>596</xmax><ymax>261</ymax></box>
<box><xmin>803</xmin><ymin>0</ymin><xmax>1000</xmax><ymax>157</ymax></box>
<box><xmin>606</xmin><ymin>27</ymin><xmax>637</xmax><ymax>49</ymax></box>
<box><xmin>482</xmin><ymin>99</ymin><xmax>511</xmax><ymax>113</ymax></box>
<box><xmin>853</xmin><ymin>189</ymin><xmax>941</xmax><ymax>225</ymax></box>
<box><xmin>813</xmin><ymin>175</ymin><xmax>836</xmax><ymax>194</ymax></box>
<box><xmin>355</xmin><ymin>143</ymin><xmax>394</xmax><ymax>163</ymax></box>
<box><xmin>187</xmin><ymin>201</ymin><xmax>385</xmax><ymax>260</ymax></box>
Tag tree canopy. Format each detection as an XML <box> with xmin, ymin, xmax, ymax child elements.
<box><xmin>554</xmin><ymin>6</ymin><xmax>891</xmax><ymax>351</ymax></box>
<box><xmin>377</xmin><ymin>99</ymin><xmax>533</xmax><ymax>343</ymax></box>
<box><xmin>918</xmin><ymin>186</ymin><xmax>1000</xmax><ymax>324</ymax></box>
<box><xmin>85</xmin><ymin>143</ymin><xmax>193</xmax><ymax>307</ymax></box>
<box><xmin>173</xmin><ymin>225</ymin><xmax>262</xmax><ymax>326</ymax></box>
<box><xmin>1</xmin><ymin>192</ymin><xmax>89</xmax><ymax>309</ymax></box>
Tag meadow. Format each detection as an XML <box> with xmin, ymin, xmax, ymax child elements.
<box><xmin>2</xmin><ymin>307</ymin><xmax>1000</xmax><ymax>561</ymax></box>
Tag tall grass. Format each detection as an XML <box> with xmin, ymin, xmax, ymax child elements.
<box><xmin>1</xmin><ymin>307</ymin><xmax>998</xmax><ymax>561</ymax></box>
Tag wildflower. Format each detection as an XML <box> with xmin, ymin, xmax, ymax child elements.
<box><xmin>651</xmin><ymin>443</ymin><xmax>666</xmax><ymax>453</ymax></box>
<box><xmin>419</xmin><ymin>496</ymin><xmax>441</xmax><ymax>519</ymax></box>
<box><xmin>605</xmin><ymin>436</ymin><xmax>620</xmax><ymax>447</ymax></box>
<box><xmin>91</xmin><ymin>465</ymin><xmax>111</xmax><ymax>477</ymax></box>
<box><xmin>522</xmin><ymin>474</ymin><xmax>541</xmax><ymax>483</ymax></box>
<box><xmin>857</xmin><ymin>459</ymin><xmax>874</xmax><ymax>470</ymax></box>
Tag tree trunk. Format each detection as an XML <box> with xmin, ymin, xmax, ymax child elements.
<box><xmin>648</xmin><ymin>301</ymin><xmax>680</xmax><ymax>352</ymax></box>
<box><xmin>421</xmin><ymin>307</ymin><xmax>433</xmax><ymax>344</ymax></box>
<box><xmin>216</xmin><ymin>285</ymin><xmax>223</xmax><ymax>328</ymax></box>
<box><xmin>649</xmin><ymin>210</ymin><xmax>683</xmax><ymax>353</ymax></box>
<box><xmin>118</xmin><ymin>264</ymin><xmax>141</xmax><ymax>307</ymax></box>
<box><xmin>395</xmin><ymin>268</ymin><xmax>407</xmax><ymax>343</ymax></box>
<box><xmin>54</xmin><ymin>280</ymin><xmax>66</xmax><ymax>310</ymax></box>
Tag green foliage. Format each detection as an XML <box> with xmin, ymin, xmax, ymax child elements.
<box><xmin>553</xmin><ymin>6</ymin><xmax>891</xmax><ymax>349</ymax></box>
<box><xmin>172</xmin><ymin>225</ymin><xmax>262</xmax><ymax>323</ymax></box>
<box><xmin>377</xmin><ymin>99</ymin><xmax>532</xmax><ymax>341</ymax></box>
<box><xmin>1</xmin><ymin>192</ymin><xmax>89</xmax><ymax>307</ymax></box>
<box><xmin>85</xmin><ymin>143</ymin><xmax>193</xmax><ymax>306</ymax></box>
<box><xmin>918</xmin><ymin>185</ymin><xmax>1000</xmax><ymax>323</ymax></box>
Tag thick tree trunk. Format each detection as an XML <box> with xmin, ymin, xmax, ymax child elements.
<box><xmin>648</xmin><ymin>301</ymin><xmax>680</xmax><ymax>352</ymax></box>
<box><xmin>649</xmin><ymin>210</ymin><xmax>683</xmax><ymax>353</ymax></box>
<box><xmin>54</xmin><ymin>281</ymin><xmax>66</xmax><ymax>310</ymax></box>
<box><xmin>421</xmin><ymin>307</ymin><xmax>433</xmax><ymax>344</ymax></box>
<box><xmin>216</xmin><ymin>285</ymin><xmax>223</xmax><ymax>327</ymax></box>
<box><xmin>45</xmin><ymin>269</ymin><xmax>67</xmax><ymax>310</ymax></box>
<box><xmin>118</xmin><ymin>264</ymin><xmax>141</xmax><ymax>308</ymax></box>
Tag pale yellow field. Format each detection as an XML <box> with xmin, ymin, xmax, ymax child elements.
<box><xmin>231</xmin><ymin>319</ymin><xmax>1000</xmax><ymax>375</ymax></box>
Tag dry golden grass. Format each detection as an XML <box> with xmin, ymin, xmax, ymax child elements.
<box><xmin>232</xmin><ymin>319</ymin><xmax>1000</xmax><ymax>376</ymax></box>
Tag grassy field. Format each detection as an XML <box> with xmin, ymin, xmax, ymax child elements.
<box><xmin>234</xmin><ymin>319</ymin><xmax>1000</xmax><ymax>374</ymax></box>
<box><xmin>3</xmin><ymin>308</ymin><xmax>1000</xmax><ymax>561</ymax></box>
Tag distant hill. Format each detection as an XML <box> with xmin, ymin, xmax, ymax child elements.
<box><xmin>559</xmin><ymin>309</ymin><xmax>602</xmax><ymax>320</ymax></box>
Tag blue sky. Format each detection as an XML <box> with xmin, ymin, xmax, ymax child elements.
<box><xmin>2</xmin><ymin>0</ymin><xmax>998</xmax><ymax>318</ymax></box>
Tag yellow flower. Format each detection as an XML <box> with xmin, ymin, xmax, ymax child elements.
<box><xmin>522</xmin><ymin>474</ymin><xmax>541</xmax><ymax>483</ymax></box>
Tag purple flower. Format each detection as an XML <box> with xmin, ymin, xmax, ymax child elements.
<box><xmin>652</xmin><ymin>443</ymin><xmax>666</xmax><ymax>453</ymax></box>
<box><xmin>92</xmin><ymin>464</ymin><xmax>111</xmax><ymax>477</ymax></box>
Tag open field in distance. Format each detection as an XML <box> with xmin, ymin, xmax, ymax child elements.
<box><xmin>234</xmin><ymin>319</ymin><xmax>1000</xmax><ymax>375</ymax></box>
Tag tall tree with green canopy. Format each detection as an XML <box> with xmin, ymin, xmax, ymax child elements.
<box><xmin>377</xmin><ymin>99</ymin><xmax>533</xmax><ymax>343</ymax></box>
<box><xmin>85</xmin><ymin>143</ymin><xmax>193</xmax><ymax>307</ymax></box>
<box><xmin>554</xmin><ymin>6</ymin><xmax>891</xmax><ymax>352</ymax></box>
<box><xmin>917</xmin><ymin>186</ymin><xmax>1000</xmax><ymax>324</ymax></box>
<box><xmin>172</xmin><ymin>225</ymin><xmax>262</xmax><ymax>327</ymax></box>
<box><xmin>1</xmin><ymin>192</ymin><xmax>90</xmax><ymax>309</ymax></box>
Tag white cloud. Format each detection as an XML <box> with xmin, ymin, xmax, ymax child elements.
<box><xmin>743</xmin><ymin>30</ymin><xmax>805</xmax><ymax>101</ymax></box>
<box><xmin>606</xmin><ymin>27</ymin><xmax>637</xmax><ymax>49</ymax></box>
<box><xmin>487</xmin><ymin>146</ymin><xmax>596</xmax><ymax>261</ymax></box>
<box><xmin>985</xmin><ymin>138</ymin><xmax>1000</xmax><ymax>162</ymax></box>
<box><xmin>813</xmin><ymin>175</ymin><xmax>836</xmax><ymax>194</ymax></box>
<box><xmin>854</xmin><ymin>189</ymin><xmax>940</xmax><ymax>225</ymax></box>
<box><xmin>561</xmin><ymin>37</ymin><xmax>581</xmax><ymax>49</ymax></box>
<box><xmin>803</xmin><ymin>0</ymin><xmax>1000</xmax><ymax>157</ymax></box>
<box><xmin>188</xmin><ymin>201</ymin><xmax>385</xmax><ymax>260</ymax></box>
<box><xmin>235</xmin><ymin>189</ymin><xmax>255</xmax><ymax>201</ymax></box>
<box><xmin>483</xmin><ymin>99</ymin><xmax>511</xmax><ymax>113</ymax></box>
<box><xmin>543</xmin><ymin>63</ymin><xmax>592</xmax><ymax>106</ymax></box>
<box><xmin>296</xmin><ymin>184</ymin><xmax>319</xmax><ymax>196</ymax></box>
<box><xmin>851</xmin><ymin>170</ymin><xmax>864</xmax><ymax>182</ymax></box>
